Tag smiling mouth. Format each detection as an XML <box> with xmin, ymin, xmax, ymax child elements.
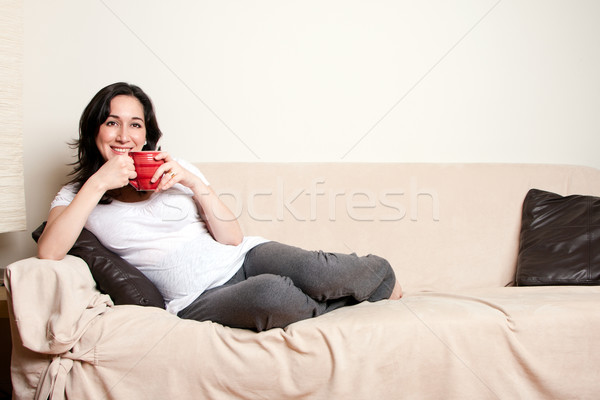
<box><xmin>111</xmin><ymin>147</ymin><xmax>132</xmax><ymax>154</ymax></box>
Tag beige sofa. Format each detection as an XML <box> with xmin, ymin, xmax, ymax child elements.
<box><xmin>5</xmin><ymin>163</ymin><xmax>600</xmax><ymax>400</ymax></box>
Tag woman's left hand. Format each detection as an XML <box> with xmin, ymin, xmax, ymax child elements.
<box><xmin>151</xmin><ymin>152</ymin><xmax>201</xmax><ymax>192</ymax></box>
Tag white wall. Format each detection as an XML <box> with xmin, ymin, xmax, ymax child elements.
<box><xmin>1</xmin><ymin>0</ymin><xmax>599</xmax><ymax>267</ymax></box>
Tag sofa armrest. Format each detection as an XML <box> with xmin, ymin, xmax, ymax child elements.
<box><xmin>4</xmin><ymin>256</ymin><xmax>113</xmax><ymax>354</ymax></box>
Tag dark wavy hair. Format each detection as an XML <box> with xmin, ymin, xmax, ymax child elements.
<box><xmin>68</xmin><ymin>82</ymin><xmax>163</xmax><ymax>195</ymax></box>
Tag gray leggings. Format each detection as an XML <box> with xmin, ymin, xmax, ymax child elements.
<box><xmin>177</xmin><ymin>241</ymin><xmax>396</xmax><ymax>331</ymax></box>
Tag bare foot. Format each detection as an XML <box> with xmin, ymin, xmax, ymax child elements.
<box><xmin>389</xmin><ymin>280</ymin><xmax>403</xmax><ymax>300</ymax></box>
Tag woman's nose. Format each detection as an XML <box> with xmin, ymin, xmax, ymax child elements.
<box><xmin>116</xmin><ymin>127</ymin><xmax>128</xmax><ymax>142</ymax></box>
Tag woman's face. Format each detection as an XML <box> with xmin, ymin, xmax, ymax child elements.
<box><xmin>95</xmin><ymin>95</ymin><xmax>147</xmax><ymax>161</ymax></box>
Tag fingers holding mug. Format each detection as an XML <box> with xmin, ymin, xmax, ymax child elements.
<box><xmin>154</xmin><ymin>151</ymin><xmax>172</xmax><ymax>163</ymax></box>
<box><xmin>146</xmin><ymin>153</ymin><xmax>190</xmax><ymax>192</ymax></box>
<box><xmin>158</xmin><ymin>165</ymin><xmax>181</xmax><ymax>191</ymax></box>
<box><xmin>148</xmin><ymin>152</ymin><xmax>171</xmax><ymax>185</ymax></box>
<box><xmin>129</xmin><ymin>151</ymin><xmax>163</xmax><ymax>191</ymax></box>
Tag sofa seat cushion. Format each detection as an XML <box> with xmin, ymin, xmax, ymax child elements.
<box><xmin>101</xmin><ymin>287</ymin><xmax>600</xmax><ymax>399</ymax></box>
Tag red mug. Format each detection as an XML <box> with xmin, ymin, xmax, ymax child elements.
<box><xmin>128</xmin><ymin>151</ymin><xmax>164</xmax><ymax>191</ymax></box>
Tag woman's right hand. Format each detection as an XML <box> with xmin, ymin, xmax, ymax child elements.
<box><xmin>37</xmin><ymin>155</ymin><xmax>135</xmax><ymax>260</ymax></box>
<box><xmin>90</xmin><ymin>154</ymin><xmax>137</xmax><ymax>192</ymax></box>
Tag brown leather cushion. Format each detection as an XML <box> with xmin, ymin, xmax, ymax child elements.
<box><xmin>516</xmin><ymin>189</ymin><xmax>600</xmax><ymax>286</ymax></box>
<box><xmin>32</xmin><ymin>222</ymin><xmax>165</xmax><ymax>308</ymax></box>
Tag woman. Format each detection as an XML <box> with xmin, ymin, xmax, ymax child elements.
<box><xmin>38</xmin><ymin>82</ymin><xmax>402</xmax><ymax>331</ymax></box>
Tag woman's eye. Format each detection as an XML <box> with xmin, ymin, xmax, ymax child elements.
<box><xmin>132</xmin><ymin>123</ymin><xmax>143</xmax><ymax>128</ymax></box>
<box><xmin>106</xmin><ymin>121</ymin><xmax>117</xmax><ymax>126</ymax></box>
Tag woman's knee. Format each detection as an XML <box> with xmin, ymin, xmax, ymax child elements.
<box><xmin>243</xmin><ymin>274</ymin><xmax>321</xmax><ymax>330</ymax></box>
<box><xmin>246</xmin><ymin>274</ymin><xmax>305</xmax><ymax>310</ymax></box>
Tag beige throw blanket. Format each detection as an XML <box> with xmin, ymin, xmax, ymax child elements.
<box><xmin>6</xmin><ymin>256</ymin><xmax>600</xmax><ymax>399</ymax></box>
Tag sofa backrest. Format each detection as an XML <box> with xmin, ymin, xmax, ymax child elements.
<box><xmin>194</xmin><ymin>163</ymin><xmax>600</xmax><ymax>293</ymax></box>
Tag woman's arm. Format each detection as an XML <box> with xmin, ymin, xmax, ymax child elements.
<box><xmin>37</xmin><ymin>155</ymin><xmax>136</xmax><ymax>259</ymax></box>
<box><xmin>192</xmin><ymin>181</ymin><xmax>244</xmax><ymax>246</ymax></box>
<box><xmin>189</xmin><ymin>181</ymin><xmax>243</xmax><ymax>246</ymax></box>
<box><xmin>153</xmin><ymin>154</ymin><xmax>243</xmax><ymax>246</ymax></box>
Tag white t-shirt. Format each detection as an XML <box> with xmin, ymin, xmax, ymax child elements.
<box><xmin>51</xmin><ymin>159</ymin><xmax>268</xmax><ymax>314</ymax></box>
